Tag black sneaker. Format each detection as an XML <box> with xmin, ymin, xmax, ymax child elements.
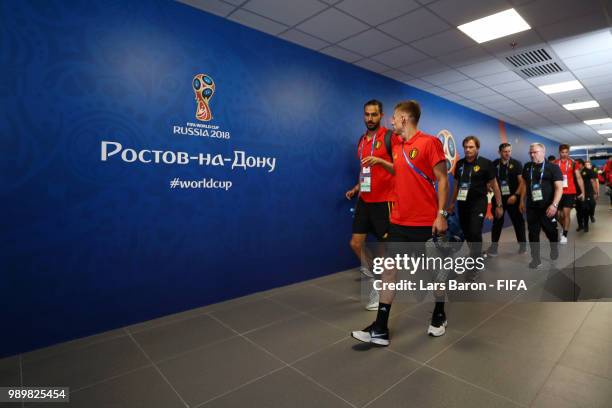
<box><xmin>487</xmin><ymin>246</ymin><xmax>498</xmax><ymax>257</ymax></box>
<box><xmin>590</xmin><ymin>215</ymin><xmax>595</xmax><ymax>223</ymax></box>
<box><xmin>518</xmin><ymin>244</ymin><xmax>527</xmax><ymax>254</ymax></box>
<box><xmin>427</xmin><ymin>312</ymin><xmax>447</xmax><ymax>337</ymax></box>
<box><xmin>584</xmin><ymin>225</ymin><xmax>589</xmax><ymax>233</ymax></box>
<box><xmin>529</xmin><ymin>259</ymin><xmax>542</xmax><ymax>269</ymax></box>
<box><xmin>576</xmin><ymin>225</ymin><xmax>583</xmax><ymax>232</ymax></box>
<box><xmin>351</xmin><ymin>322</ymin><xmax>390</xmax><ymax>346</ymax></box>
<box><xmin>550</xmin><ymin>246</ymin><xmax>559</xmax><ymax>260</ymax></box>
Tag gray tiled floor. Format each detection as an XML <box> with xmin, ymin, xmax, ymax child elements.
<box><xmin>3</xmin><ymin>203</ymin><xmax>611</xmax><ymax>407</ymax></box>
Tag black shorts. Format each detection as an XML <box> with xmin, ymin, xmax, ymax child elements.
<box><xmin>352</xmin><ymin>198</ymin><xmax>390</xmax><ymax>241</ymax></box>
<box><xmin>387</xmin><ymin>224</ymin><xmax>432</xmax><ymax>242</ymax></box>
<box><xmin>559</xmin><ymin>194</ymin><xmax>576</xmax><ymax>209</ymax></box>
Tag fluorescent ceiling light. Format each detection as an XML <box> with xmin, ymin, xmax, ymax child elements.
<box><xmin>598</xmin><ymin>129</ymin><xmax>612</xmax><ymax>134</ymax></box>
<box><xmin>538</xmin><ymin>80</ymin><xmax>583</xmax><ymax>94</ymax></box>
<box><xmin>458</xmin><ymin>8</ymin><xmax>531</xmax><ymax>43</ymax></box>
<box><xmin>563</xmin><ymin>100</ymin><xmax>599</xmax><ymax>111</ymax></box>
<box><xmin>584</xmin><ymin>118</ymin><xmax>612</xmax><ymax>125</ymax></box>
<box><xmin>608</xmin><ymin>137</ymin><xmax>612</xmax><ymax>142</ymax></box>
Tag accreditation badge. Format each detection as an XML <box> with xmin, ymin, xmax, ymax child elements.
<box><xmin>532</xmin><ymin>183</ymin><xmax>543</xmax><ymax>201</ymax></box>
<box><xmin>457</xmin><ymin>182</ymin><xmax>470</xmax><ymax>201</ymax></box>
<box><xmin>360</xmin><ymin>166</ymin><xmax>371</xmax><ymax>193</ymax></box>
<box><xmin>562</xmin><ymin>174</ymin><xmax>568</xmax><ymax>188</ymax></box>
<box><xmin>501</xmin><ymin>180</ymin><xmax>511</xmax><ymax>196</ymax></box>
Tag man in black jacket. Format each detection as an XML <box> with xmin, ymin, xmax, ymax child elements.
<box><xmin>520</xmin><ymin>143</ymin><xmax>563</xmax><ymax>269</ymax></box>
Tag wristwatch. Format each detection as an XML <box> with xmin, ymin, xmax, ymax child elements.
<box><xmin>552</xmin><ymin>202</ymin><xmax>558</xmax><ymax>208</ymax></box>
<box><xmin>438</xmin><ymin>209</ymin><xmax>448</xmax><ymax>218</ymax></box>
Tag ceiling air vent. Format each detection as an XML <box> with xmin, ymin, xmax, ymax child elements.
<box><xmin>501</xmin><ymin>46</ymin><xmax>568</xmax><ymax>79</ymax></box>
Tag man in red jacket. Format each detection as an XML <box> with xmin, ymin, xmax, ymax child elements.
<box><xmin>345</xmin><ymin>100</ymin><xmax>396</xmax><ymax>311</ymax></box>
<box><xmin>351</xmin><ymin>100</ymin><xmax>449</xmax><ymax>346</ymax></box>
<box><xmin>553</xmin><ymin>144</ymin><xmax>584</xmax><ymax>243</ymax></box>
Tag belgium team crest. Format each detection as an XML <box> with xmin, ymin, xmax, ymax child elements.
<box><xmin>193</xmin><ymin>74</ymin><xmax>215</xmax><ymax>121</ymax></box>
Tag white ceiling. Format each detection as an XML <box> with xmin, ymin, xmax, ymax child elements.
<box><xmin>179</xmin><ymin>0</ymin><xmax>612</xmax><ymax>145</ymax></box>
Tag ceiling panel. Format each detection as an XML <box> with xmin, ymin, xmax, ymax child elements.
<box><xmin>335</xmin><ymin>0</ymin><xmax>421</xmax><ymax>26</ymax></box>
<box><xmin>481</xmin><ymin>30</ymin><xmax>546</xmax><ymax>56</ymax></box>
<box><xmin>296</xmin><ymin>8</ymin><xmax>369</xmax><ymax>42</ymax></box>
<box><xmin>536</xmin><ymin>11</ymin><xmax>609</xmax><ymax>43</ymax></box>
<box><xmin>371</xmin><ymin>45</ymin><xmax>428</xmax><ymax>68</ymax></box>
<box><xmin>421</xmin><ymin>69</ymin><xmax>470</xmax><ymax>85</ymax></box>
<box><xmin>437</xmin><ymin>46</ymin><xmax>492</xmax><ymax>67</ymax></box>
<box><xmin>549</xmin><ymin>28</ymin><xmax>612</xmax><ymax>59</ymax></box>
<box><xmin>404</xmin><ymin>78</ymin><xmax>436</xmax><ymax>89</ymax></box>
<box><xmin>278</xmin><ymin>29</ymin><xmax>330</xmax><ymax>50</ymax></box>
<box><xmin>572</xmin><ymin>64</ymin><xmax>612</xmax><ymax>81</ymax></box>
<box><xmin>338</xmin><ymin>29</ymin><xmax>402</xmax><ymax>56</ymax></box>
<box><xmin>461</xmin><ymin>87</ymin><xmax>499</xmax><ymax>99</ymax></box>
<box><xmin>456</xmin><ymin>59</ymin><xmax>509</xmax><ymax>77</ymax></box>
<box><xmin>411</xmin><ymin>29</ymin><xmax>475</xmax><ymax>56</ymax></box>
<box><xmin>319</xmin><ymin>45</ymin><xmax>362</xmax><ymax>62</ymax></box>
<box><xmin>440</xmin><ymin>79</ymin><xmax>484</xmax><ymax>93</ymax></box>
<box><xmin>354</xmin><ymin>58</ymin><xmax>391</xmax><ymax>73</ymax></box>
<box><xmin>516</xmin><ymin>0</ymin><xmax>600</xmax><ymax>27</ymax></box>
<box><xmin>398</xmin><ymin>58</ymin><xmax>446</xmax><ymax>76</ymax></box>
<box><xmin>243</xmin><ymin>0</ymin><xmax>328</xmax><ymax>25</ymax></box>
<box><xmin>229</xmin><ymin>9</ymin><xmax>289</xmax><ymax>35</ymax></box>
<box><xmin>378</xmin><ymin>8</ymin><xmax>450</xmax><ymax>43</ymax></box>
<box><xmin>427</xmin><ymin>0</ymin><xmax>512</xmax><ymax>26</ymax></box>
<box><xmin>475</xmin><ymin>70</ymin><xmax>523</xmax><ymax>86</ymax></box>
<box><xmin>561</xmin><ymin>49</ymin><xmax>612</xmax><ymax>71</ymax></box>
<box><xmin>381</xmin><ymin>69</ymin><xmax>413</xmax><ymax>82</ymax></box>
<box><xmin>489</xmin><ymin>80</ymin><xmax>534</xmax><ymax>93</ymax></box>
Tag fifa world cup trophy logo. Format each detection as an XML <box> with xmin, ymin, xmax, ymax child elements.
<box><xmin>437</xmin><ymin>129</ymin><xmax>459</xmax><ymax>174</ymax></box>
<box><xmin>193</xmin><ymin>74</ymin><xmax>215</xmax><ymax>121</ymax></box>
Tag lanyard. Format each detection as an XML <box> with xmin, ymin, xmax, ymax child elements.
<box><xmin>561</xmin><ymin>159</ymin><xmax>570</xmax><ymax>174</ymax></box>
<box><xmin>359</xmin><ymin>131</ymin><xmax>377</xmax><ymax>161</ymax></box>
<box><xmin>401</xmin><ymin>143</ymin><xmax>434</xmax><ymax>186</ymax></box>
<box><xmin>497</xmin><ymin>160</ymin><xmax>509</xmax><ymax>181</ymax></box>
<box><xmin>529</xmin><ymin>162</ymin><xmax>545</xmax><ymax>186</ymax></box>
<box><xmin>459</xmin><ymin>160</ymin><xmax>475</xmax><ymax>185</ymax></box>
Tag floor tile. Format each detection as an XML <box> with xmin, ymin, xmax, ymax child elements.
<box><xmin>404</xmin><ymin>302</ymin><xmax>503</xmax><ymax>332</ymax></box>
<box><xmin>294</xmin><ymin>338</ymin><xmax>420</xmax><ymax>407</ymax></box>
<box><xmin>368</xmin><ymin>365</ymin><xmax>521</xmax><ymax>408</ymax></box>
<box><xmin>246</xmin><ymin>315</ymin><xmax>345</xmax><ymax>363</ymax></box>
<box><xmin>467</xmin><ymin>313</ymin><xmax>574</xmax><ymax>362</ymax></box>
<box><xmin>22</xmin><ymin>337</ymin><xmax>150</xmax><ymax>391</ymax></box>
<box><xmin>21</xmin><ymin>329</ymin><xmax>126</xmax><ymax>364</ymax></box>
<box><xmin>268</xmin><ymin>284</ymin><xmax>346</xmax><ymax>312</ymax></box>
<box><xmin>559</xmin><ymin>321</ymin><xmax>612</xmax><ymax>379</ymax></box>
<box><xmin>158</xmin><ymin>336</ymin><xmax>283</xmax><ymax>406</ymax></box>
<box><xmin>25</xmin><ymin>367</ymin><xmax>184</xmax><ymax>408</ymax></box>
<box><xmin>428</xmin><ymin>337</ymin><xmax>555</xmax><ymax>406</ymax></box>
<box><xmin>388</xmin><ymin>315</ymin><xmax>465</xmax><ymax>363</ymax></box>
<box><xmin>131</xmin><ymin>314</ymin><xmax>236</xmax><ymax>362</ymax></box>
<box><xmin>209</xmin><ymin>298</ymin><xmax>300</xmax><ymax>333</ymax></box>
<box><xmin>532</xmin><ymin>365</ymin><xmax>612</xmax><ymax>408</ymax></box>
<box><xmin>204</xmin><ymin>367</ymin><xmax>352</xmax><ymax>407</ymax></box>
<box><xmin>0</xmin><ymin>356</ymin><xmax>20</xmax><ymax>386</ymax></box>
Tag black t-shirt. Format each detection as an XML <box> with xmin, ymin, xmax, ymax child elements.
<box><xmin>454</xmin><ymin>156</ymin><xmax>495</xmax><ymax>203</ymax></box>
<box><xmin>580</xmin><ymin>168</ymin><xmax>595</xmax><ymax>196</ymax></box>
<box><xmin>492</xmin><ymin>158</ymin><xmax>523</xmax><ymax>195</ymax></box>
<box><xmin>522</xmin><ymin>161</ymin><xmax>563</xmax><ymax>208</ymax></box>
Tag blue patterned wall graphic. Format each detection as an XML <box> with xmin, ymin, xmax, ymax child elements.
<box><xmin>0</xmin><ymin>0</ymin><xmax>559</xmax><ymax>357</ymax></box>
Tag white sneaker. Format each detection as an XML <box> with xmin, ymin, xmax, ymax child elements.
<box><xmin>359</xmin><ymin>266</ymin><xmax>375</xmax><ymax>278</ymax></box>
<box><xmin>365</xmin><ymin>286</ymin><xmax>379</xmax><ymax>311</ymax></box>
<box><xmin>560</xmin><ymin>235</ymin><xmax>568</xmax><ymax>244</ymax></box>
<box><xmin>427</xmin><ymin>313</ymin><xmax>448</xmax><ymax>337</ymax></box>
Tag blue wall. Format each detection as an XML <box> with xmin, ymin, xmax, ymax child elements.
<box><xmin>1</xmin><ymin>0</ymin><xmax>559</xmax><ymax>357</ymax></box>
